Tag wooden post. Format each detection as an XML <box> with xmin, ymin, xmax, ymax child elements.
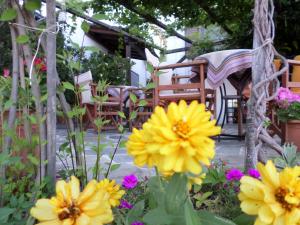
<box><xmin>125</xmin><ymin>37</ymin><xmax>132</xmax><ymax>85</ymax></box>
<box><xmin>46</xmin><ymin>0</ymin><xmax>57</xmax><ymax>181</ymax></box>
<box><xmin>199</xmin><ymin>64</ymin><xmax>205</xmax><ymax>104</ymax></box>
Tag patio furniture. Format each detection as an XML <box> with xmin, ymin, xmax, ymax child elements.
<box><xmin>281</xmin><ymin>59</ymin><xmax>300</xmax><ymax>144</ymax></box>
<box><xmin>74</xmin><ymin>71</ymin><xmax>125</xmax><ymax>131</ymax></box>
<box><xmin>193</xmin><ymin>50</ymin><xmax>253</xmax><ymax>140</ymax></box>
<box><xmin>90</xmin><ymin>84</ymin><xmax>124</xmax><ymax>130</ymax></box>
<box><xmin>152</xmin><ymin>60</ymin><xmax>207</xmax><ymax>107</ymax></box>
<box><xmin>128</xmin><ymin>87</ymin><xmax>154</xmax><ymax>130</ymax></box>
<box><xmin>291</xmin><ymin>55</ymin><xmax>300</xmax><ymax>93</ymax></box>
<box><xmin>74</xmin><ymin>71</ymin><xmax>96</xmax><ymax>130</ymax></box>
<box><xmin>170</xmin><ymin>73</ymin><xmax>217</xmax><ymax>117</ymax></box>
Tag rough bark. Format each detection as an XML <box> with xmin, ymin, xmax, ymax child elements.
<box><xmin>25</xmin><ymin>10</ymin><xmax>82</xmax><ymax>167</ymax></box>
<box><xmin>3</xmin><ymin>25</ymin><xmax>19</xmax><ymax>152</ymax></box>
<box><xmin>14</xmin><ymin>2</ymin><xmax>47</xmax><ymax>178</ymax></box>
<box><xmin>19</xmin><ymin>51</ymin><xmax>32</xmax><ymax>141</ymax></box>
<box><xmin>46</xmin><ymin>0</ymin><xmax>57</xmax><ymax>181</ymax></box>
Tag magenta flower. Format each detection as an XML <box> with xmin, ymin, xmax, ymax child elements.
<box><xmin>3</xmin><ymin>68</ymin><xmax>10</xmax><ymax>78</ymax></box>
<box><xmin>132</xmin><ymin>222</ymin><xmax>144</xmax><ymax>225</ymax></box>
<box><xmin>277</xmin><ymin>87</ymin><xmax>300</xmax><ymax>104</ymax></box>
<box><xmin>122</xmin><ymin>174</ymin><xmax>138</xmax><ymax>189</ymax></box>
<box><xmin>226</xmin><ymin>168</ymin><xmax>244</xmax><ymax>181</ymax></box>
<box><xmin>119</xmin><ymin>200</ymin><xmax>133</xmax><ymax>209</ymax></box>
<box><xmin>248</xmin><ymin>168</ymin><xmax>260</xmax><ymax>179</ymax></box>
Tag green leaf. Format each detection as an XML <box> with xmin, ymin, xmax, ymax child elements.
<box><xmin>146</xmin><ymin>82</ymin><xmax>156</xmax><ymax>89</ymax></box>
<box><xmin>27</xmin><ymin>154</ymin><xmax>39</xmax><ymax>166</ymax></box>
<box><xmin>184</xmin><ymin>200</ymin><xmax>201</xmax><ymax>225</ymax></box>
<box><xmin>233</xmin><ymin>214</ymin><xmax>255</xmax><ymax>225</ymax></box>
<box><xmin>198</xmin><ymin>211</ymin><xmax>236</xmax><ymax>225</ymax></box>
<box><xmin>129</xmin><ymin>93</ymin><xmax>137</xmax><ymax>104</ymax></box>
<box><xmin>0</xmin><ymin>207</ymin><xmax>15</xmax><ymax>222</ymax></box>
<box><xmin>62</xmin><ymin>81</ymin><xmax>75</xmax><ymax>91</ymax></box>
<box><xmin>143</xmin><ymin>208</ymin><xmax>173</xmax><ymax>225</ymax></box>
<box><xmin>119</xmin><ymin>140</ymin><xmax>127</xmax><ymax>148</ymax></box>
<box><xmin>81</xmin><ymin>20</ymin><xmax>90</xmax><ymax>33</ymax></box>
<box><xmin>92</xmin><ymin>13</ymin><xmax>108</xmax><ymax>20</ymax></box>
<box><xmin>138</xmin><ymin>99</ymin><xmax>148</xmax><ymax>107</ymax></box>
<box><xmin>0</xmin><ymin>8</ymin><xmax>17</xmax><ymax>21</ymax></box>
<box><xmin>129</xmin><ymin>111</ymin><xmax>137</xmax><ymax>120</ymax></box>
<box><xmin>24</xmin><ymin>0</ymin><xmax>41</xmax><ymax>11</ymax></box>
<box><xmin>16</xmin><ymin>35</ymin><xmax>30</xmax><ymax>44</ymax></box>
<box><xmin>165</xmin><ymin>173</ymin><xmax>188</xmax><ymax>213</ymax></box>
<box><xmin>84</xmin><ymin>46</ymin><xmax>100</xmax><ymax>53</ymax></box>
<box><xmin>4</xmin><ymin>99</ymin><xmax>13</xmax><ymax>111</ymax></box>
<box><xmin>118</xmin><ymin>111</ymin><xmax>126</xmax><ymax>119</ymax></box>
<box><xmin>110</xmin><ymin>163</ymin><xmax>121</xmax><ymax>171</ymax></box>
<box><xmin>146</xmin><ymin>62</ymin><xmax>154</xmax><ymax>73</ymax></box>
<box><xmin>126</xmin><ymin>200</ymin><xmax>144</xmax><ymax>225</ymax></box>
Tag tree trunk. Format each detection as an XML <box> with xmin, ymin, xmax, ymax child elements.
<box><xmin>19</xmin><ymin>51</ymin><xmax>32</xmax><ymax>141</ymax></box>
<box><xmin>3</xmin><ymin>25</ymin><xmax>19</xmax><ymax>152</ymax></box>
<box><xmin>0</xmin><ymin>23</ymin><xmax>19</xmax><ymax>207</ymax></box>
<box><xmin>24</xmin><ymin>10</ymin><xmax>82</xmax><ymax>168</ymax></box>
<box><xmin>14</xmin><ymin>2</ymin><xmax>47</xmax><ymax>179</ymax></box>
<box><xmin>46</xmin><ymin>0</ymin><xmax>57</xmax><ymax>181</ymax></box>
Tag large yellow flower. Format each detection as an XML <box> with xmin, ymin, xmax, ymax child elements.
<box><xmin>239</xmin><ymin>160</ymin><xmax>300</xmax><ymax>225</ymax></box>
<box><xmin>30</xmin><ymin>176</ymin><xmax>113</xmax><ymax>225</ymax></box>
<box><xmin>97</xmin><ymin>179</ymin><xmax>125</xmax><ymax>207</ymax></box>
<box><xmin>126</xmin><ymin>100</ymin><xmax>221</xmax><ymax>175</ymax></box>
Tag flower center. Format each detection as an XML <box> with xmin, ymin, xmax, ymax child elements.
<box><xmin>173</xmin><ymin>119</ymin><xmax>190</xmax><ymax>138</ymax></box>
<box><xmin>58</xmin><ymin>203</ymin><xmax>81</xmax><ymax>221</ymax></box>
<box><xmin>275</xmin><ymin>187</ymin><xmax>298</xmax><ymax>211</ymax></box>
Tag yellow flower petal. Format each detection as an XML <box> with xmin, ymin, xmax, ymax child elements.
<box><xmin>70</xmin><ymin>176</ymin><xmax>80</xmax><ymax>200</ymax></box>
<box><xmin>258</xmin><ymin>205</ymin><xmax>274</xmax><ymax>224</ymax></box>
<box><xmin>30</xmin><ymin>199</ymin><xmax>57</xmax><ymax>221</ymax></box>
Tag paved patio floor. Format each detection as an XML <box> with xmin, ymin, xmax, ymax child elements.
<box><xmin>55</xmin><ymin>124</ymin><xmax>278</xmax><ymax>181</ymax></box>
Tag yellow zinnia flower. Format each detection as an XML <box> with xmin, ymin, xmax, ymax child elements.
<box><xmin>239</xmin><ymin>160</ymin><xmax>300</xmax><ymax>225</ymax></box>
<box><xmin>97</xmin><ymin>179</ymin><xmax>125</xmax><ymax>207</ymax></box>
<box><xmin>30</xmin><ymin>176</ymin><xmax>113</xmax><ymax>225</ymax></box>
<box><xmin>126</xmin><ymin>100</ymin><xmax>221</xmax><ymax>176</ymax></box>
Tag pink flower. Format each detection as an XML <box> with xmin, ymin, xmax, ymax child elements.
<box><xmin>225</xmin><ymin>168</ymin><xmax>244</xmax><ymax>181</ymax></box>
<box><xmin>277</xmin><ymin>87</ymin><xmax>300</xmax><ymax>103</ymax></box>
<box><xmin>122</xmin><ymin>174</ymin><xmax>138</xmax><ymax>189</ymax></box>
<box><xmin>132</xmin><ymin>222</ymin><xmax>144</xmax><ymax>225</ymax></box>
<box><xmin>248</xmin><ymin>168</ymin><xmax>260</xmax><ymax>179</ymax></box>
<box><xmin>119</xmin><ymin>200</ymin><xmax>133</xmax><ymax>209</ymax></box>
<box><xmin>3</xmin><ymin>68</ymin><xmax>10</xmax><ymax>78</ymax></box>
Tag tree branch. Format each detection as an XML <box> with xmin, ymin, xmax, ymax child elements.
<box><xmin>114</xmin><ymin>0</ymin><xmax>193</xmax><ymax>44</ymax></box>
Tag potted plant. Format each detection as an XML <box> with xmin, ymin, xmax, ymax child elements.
<box><xmin>276</xmin><ymin>87</ymin><xmax>300</xmax><ymax>149</ymax></box>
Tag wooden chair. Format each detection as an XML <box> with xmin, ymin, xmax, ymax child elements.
<box><xmin>128</xmin><ymin>87</ymin><xmax>154</xmax><ymax>130</ymax></box>
<box><xmin>90</xmin><ymin>84</ymin><xmax>124</xmax><ymax>130</ymax></box>
<box><xmin>74</xmin><ymin>71</ymin><xmax>96</xmax><ymax>130</ymax></box>
<box><xmin>152</xmin><ymin>60</ymin><xmax>208</xmax><ymax>107</ymax></box>
<box><xmin>171</xmin><ymin>73</ymin><xmax>216</xmax><ymax>117</ymax></box>
<box><xmin>74</xmin><ymin>71</ymin><xmax>124</xmax><ymax>131</ymax></box>
<box><xmin>281</xmin><ymin>59</ymin><xmax>300</xmax><ymax>143</ymax></box>
<box><xmin>291</xmin><ymin>55</ymin><xmax>300</xmax><ymax>94</ymax></box>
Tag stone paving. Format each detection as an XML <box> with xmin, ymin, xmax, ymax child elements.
<box><xmin>56</xmin><ymin>124</ymin><xmax>253</xmax><ymax>181</ymax></box>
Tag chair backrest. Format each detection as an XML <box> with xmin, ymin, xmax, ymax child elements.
<box><xmin>74</xmin><ymin>70</ymin><xmax>93</xmax><ymax>104</ymax></box>
<box><xmin>291</xmin><ymin>55</ymin><xmax>300</xmax><ymax>93</ymax></box>
<box><xmin>153</xmin><ymin>60</ymin><xmax>207</xmax><ymax>105</ymax></box>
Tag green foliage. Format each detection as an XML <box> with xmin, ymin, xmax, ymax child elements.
<box><xmin>116</xmin><ymin>173</ymin><xmax>236</xmax><ymax>225</ymax></box>
<box><xmin>277</xmin><ymin>102</ymin><xmax>300</xmax><ymax>122</ymax></box>
<box><xmin>24</xmin><ymin>0</ymin><xmax>41</xmax><ymax>11</ymax></box>
<box><xmin>274</xmin><ymin>144</ymin><xmax>300</xmax><ymax>168</ymax></box>
<box><xmin>192</xmin><ymin>160</ymin><xmax>242</xmax><ymax>220</ymax></box>
<box><xmin>16</xmin><ymin>35</ymin><xmax>30</xmax><ymax>44</ymax></box>
<box><xmin>0</xmin><ymin>8</ymin><xmax>17</xmax><ymax>21</ymax></box>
